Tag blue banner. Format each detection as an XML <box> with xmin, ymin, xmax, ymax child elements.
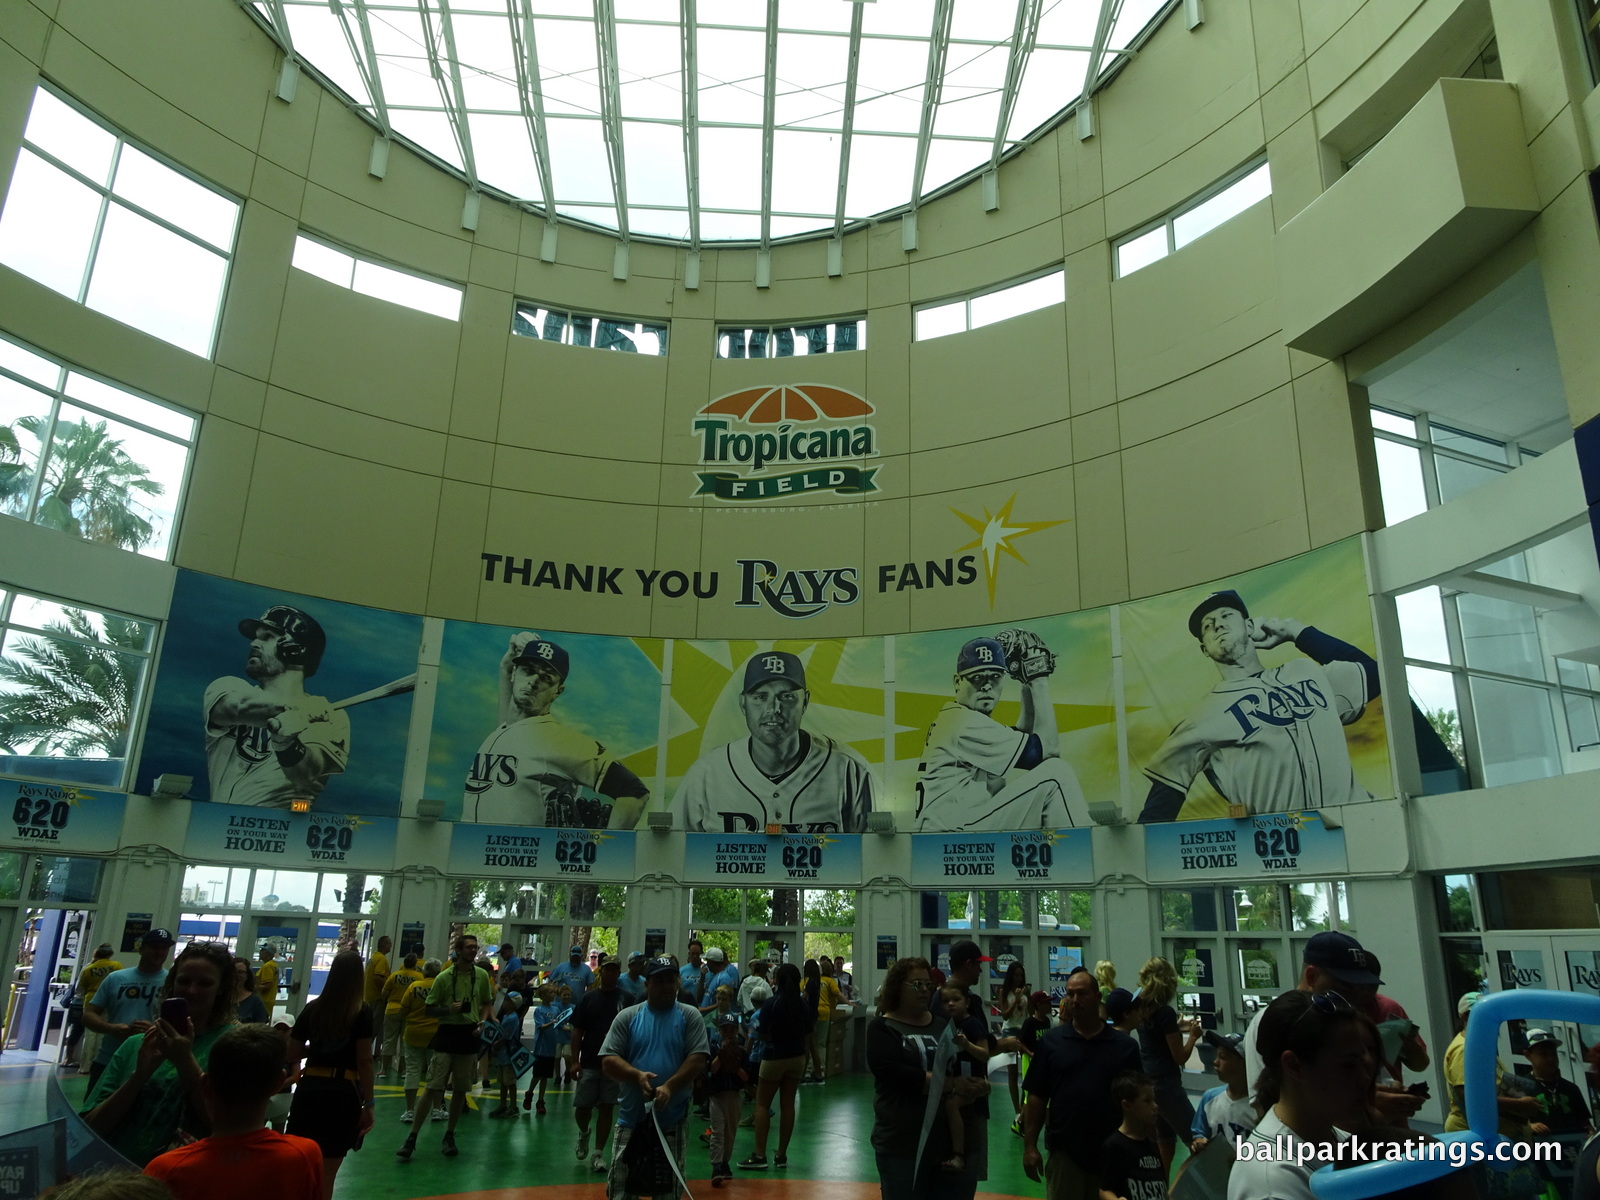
<box><xmin>683</xmin><ymin>832</ymin><xmax>862</xmax><ymax>886</ymax></box>
<box><xmin>908</xmin><ymin>829</ymin><xmax>1093</xmax><ymax>888</ymax></box>
<box><xmin>1144</xmin><ymin>812</ymin><xmax>1346</xmax><ymax>882</ymax></box>
<box><xmin>1</xmin><ymin>781</ymin><xmax>124</xmax><ymax>854</ymax></box>
<box><xmin>183</xmin><ymin>801</ymin><xmax>398</xmax><ymax>871</ymax></box>
<box><xmin>449</xmin><ymin>824</ymin><xmax>637</xmax><ymax>880</ymax></box>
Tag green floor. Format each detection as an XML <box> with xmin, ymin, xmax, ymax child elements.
<box><xmin>10</xmin><ymin>1060</ymin><xmax>1054</xmax><ymax>1198</ymax></box>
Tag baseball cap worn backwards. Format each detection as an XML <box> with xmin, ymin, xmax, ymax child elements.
<box><xmin>1304</xmin><ymin>931</ymin><xmax>1382</xmax><ymax>986</ymax></box>
<box><xmin>1204</xmin><ymin>1030</ymin><xmax>1245</xmax><ymax>1053</ymax></box>
<box><xmin>514</xmin><ymin>637</ymin><xmax>570</xmax><ymax>683</ymax></box>
<box><xmin>744</xmin><ymin>651</ymin><xmax>805</xmax><ymax>692</ymax></box>
<box><xmin>705</xmin><ymin>947</ymin><xmax>727</xmax><ymax>963</ymax></box>
<box><xmin>948</xmin><ymin>940</ymin><xmax>991</xmax><ymax>968</ymax></box>
<box><xmin>644</xmin><ymin>956</ymin><xmax>678</xmax><ymax>980</ymax></box>
<box><xmin>956</xmin><ymin>638</ymin><xmax>1007</xmax><ymax>678</ymax></box>
<box><xmin>1188</xmin><ymin>590</ymin><xmax>1249</xmax><ymax>639</ymax></box>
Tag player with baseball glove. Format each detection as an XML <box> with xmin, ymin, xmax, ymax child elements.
<box><xmin>996</xmin><ymin>628</ymin><xmax>1057</xmax><ymax>683</ymax></box>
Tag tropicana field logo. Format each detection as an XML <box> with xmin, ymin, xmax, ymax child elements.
<box><xmin>692</xmin><ymin>384</ymin><xmax>879</xmax><ymax>502</ymax></box>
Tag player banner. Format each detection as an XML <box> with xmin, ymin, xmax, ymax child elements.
<box><xmin>138</xmin><ymin>570</ymin><xmax>422</xmax><ymax>816</ymax></box>
<box><xmin>907</xmin><ymin>829</ymin><xmax>1093</xmax><ymax>888</ymax></box>
<box><xmin>1144</xmin><ymin>812</ymin><xmax>1347</xmax><ymax>882</ymax></box>
<box><xmin>1</xmin><ymin>781</ymin><xmax>124</xmax><ymax>854</ymax></box>
<box><xmin>183</xmin><ymin>801</ymin><xmax>399</xmax><ymax>871</ymax></box>
<box><xmin>448</xmin><ymin>824</ymin><xmax>637</xmax><ymax>880</ymax></box>
<box><xmin>682</xmin><ymin>832</ymin><xmax>863</xmax><ymax>886</ymax></box>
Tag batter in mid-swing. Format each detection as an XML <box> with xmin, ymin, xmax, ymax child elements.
<box><xmin>914</xmin><ymin>635</ymin><xmax>1087</xmax><ymax>833</ymax></box>
<box><xmin>1137</xmin><ymin>589</ymin><xmax>1379</xmax><ymax>822</ymax></box>
<box><xmin>672</xmin><ymin>651</ymin><xmax>874</xmax><ymax>833</ymax></box>
<box><xmin>464</xmin><ymin>633</ymin><xmax>649</xmax><ymax>829</ymax></box>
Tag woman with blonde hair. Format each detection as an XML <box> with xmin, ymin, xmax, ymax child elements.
<box><xmin>1133</xmin><ymin>956</ymin><xmax>1201</xmax><ymax>1174</ymax></box>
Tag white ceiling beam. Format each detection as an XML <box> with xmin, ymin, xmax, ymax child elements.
<box><xmin>909</xmin><ymin>0</ymin><xmax>955</xmax><ymax>212</ymax></box>
<box><xmin>1082</xmin><ymin>0</ymin><xmax>1127</xmax><ymax>101</ymax></box>
<box><xmin>830</xmin><ymin>0</ymin><xmax>864</xmax><ymax>246</ymax></box>
<box><xmin>422</xmin><ymin>0</ymin><xmax>480</xmax><ymax>187</ymax></box>
<box><xmin>330</xmin><ymin>0</ymin><xmax>392</xmax><ymax>133</ymax></box>
<box><xmin>989</xmin><ymin>0</ymin><xmax>1042</xmax><ymax>168</ymax></box>
<box><xmin>758</xmin><ymin>0</ymin><xmax>780</xmax><ymax>250</ymax></box>
<box><xmin>593</xmin><ymin>0</ymin><xmax>631</xmax><ymax>244</ymax></box>
<box><xmin>681</xmin><ymin>0</ymin><xmax>701</xmax><ymax>249</ymax></box>
<box><xmin>509</xmin><ymin>0</ymin><xmax>559</xmax><ymax>218</ymax></box>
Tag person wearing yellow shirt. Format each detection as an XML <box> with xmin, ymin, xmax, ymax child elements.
<box><xmin>380</xmin><ymin>953</ymin><xmax>424</xmax><ymax>1080</ymax></box>
<box><xmin>71</xmin><ymin>944</ymin><xmax>123</xmax><ymax>1068</ymax></box>
<box><xmin>399</xmin><ymin>960</ymin><xmax>446</xmax><ymax>1126</ymax></box>
<box><xmin>365</xmin><ymin>936</ymin><xmax>392</xmax><ymax>1062</ymax></box>
<box><xmin>256</xmin><ymin>944</ymin><xmax>281</xmax><ymax>1020</ymax></box>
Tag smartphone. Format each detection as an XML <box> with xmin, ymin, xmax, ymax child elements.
<box><xmin>1406</xmin><ymin>1082</ymin><xmax>1430</xmax><ymax>1099</ymax></box>
<box><xmin>160</xmin><ymin>997</ymin><xmax>189</xmax><ymax>1028</ymax></box>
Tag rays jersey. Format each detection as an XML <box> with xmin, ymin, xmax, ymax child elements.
<box><xmin>466</xmin><ymin>712</ymin><xmax>617</xmax><ymax>827</ymax></box>
<box><xmin>672</xmin><ymin>730</ymin><xmax>873</xmax><ymax>833</ymax></box>
<box><xmin>1144</xmin><ymin>658</ymin><xmax>1370</xmax><ymax>813</ymax></box>
<box><xmin>204</xmin><ymin>678</ymin><xmax>350</xmax><ymax>808</ymax></box>
<box><xmin>914</xmin><ymin>701</ymin><xmax>1079</xmax><ymax>831</ymax></box>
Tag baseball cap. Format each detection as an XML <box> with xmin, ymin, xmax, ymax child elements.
<box><xmin>513</xmin><ymin>636</ymin><xmax>571</xmax><ymax>683</ymax></box>
<box><xmin>598</xmin><ymin>956</ymin><xmax>621</xmax><ymax>970</ymax></box>
<box><xmin>948</xmin><ymin>940</ymin><xmax>991</xmax><ymax>969</ymax></box>
<box><xmin>1204</xmin><ymin>1030</ymin><xmax>1244</xmax><ymax>1053</ymax></box>
<box><xmin>956</xmin><ymin>638</ymin><xmax>1008</xmax><ymax>678</ymax></box>
<box><xmin>1523</xmin><ymin>1027</ymin><xmax>1560</xmax><ymax>1050</ymax></box>
<box><xmin>94</xmin><ymin>943</ymin><xmax>114</xmax><ymax>958</ymax></box>
<box><xmin>142</xmin><ymin>928</ymin><xmax>175</xmax><ymax>946</ymax></box>
<box><xmin>1303</xmin><ymin>931</ymin><xmax>1382</xmax><ymax>986</ymax></box>
<box><xmin>1188</xmin><ymin>590</ymin><xmax>1249</xmax><ymax>639</ymax></box>
<box><xmin>644</xmin><ymin>956</ymin><xmax>678</xmax><ymax>980</ymax></box>
<box><xmin>238</xmin><ymin>605</ymin><xmax>327</xmax><ymax>676</ymax></box>
<box><xmin>569</xmin><ymin>944</ymin><xmax>584</xmax><ymax>956</ymax></box>
<box><xmin>717</xmin><ymin>1013</ymin><xmax>741</xmax><ymax>1027</ymax></box>
<box><xmin>705</xmin><ymin>947</ymin><xmax>727</xmax><ymax>963</ymax></box>
<box><xmin>1105</xmin><ymin>987</ymin><xmax>1136</xmax><ymax>1022</ymax></box>
<box><xmin>744</xmin><ymin>651</ymin><xmax>806</xmax><ymax>692</ymax></box>
<box><xmin>628</xmin><ymin>951</ymin><xmax>644</xmax><ymax>962</ymax></box>
<box><xmin>503</xmin><ymin>991</ymin><xmax>523</xmax><ymax>1009</ymax></box>
<box><xmin>1457</xmin><ymin>991</ymin><xmax>1482</xmax><ymax>1015</ymax></box>
<box><xmin>1028</xmin><ymin>990</ymin><xmax>1052</xmax><ymax>1008</ymax></box>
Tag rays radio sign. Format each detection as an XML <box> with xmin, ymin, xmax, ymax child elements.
<box><xmin>692</xmin><ymin>385</ymin><xmax>879</xmax><ymax>502</ymax></box>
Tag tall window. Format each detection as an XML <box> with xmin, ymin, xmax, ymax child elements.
<box><xmin>0</xmin><ymin>331</ymin><xmax>197</xmax><ymax>559</ymax></box>
<box><xmin>1114</xmin><ymin>159</ymin><xmax>1272</xmax><ymax>278</ymax></box>
<box><xmin>0</xmin><ymin>86</ymin><xmax>240</xmax><ymax>357</ymax></box>
<box><xmin>1371</xmin><ymin>407</ymin><xmax>1541</xmax><ymax>524</ymax></box>
<box><xmin>0</xmin><ymin>587</ymin><xmax>157</xmax><ymax>789</ymax></box>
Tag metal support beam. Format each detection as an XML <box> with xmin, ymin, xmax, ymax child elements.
<box><xmin>681</xmin><ymin>0</ymin><xmax>702</xmax><ymax>249</ymax></box>
<box><xmin>510</xmin><ymin>0</ymin><xmax>559</xmax><ymax>216</ymax></box>
<box><xmin>420</xmin><ymin>0</ymin><xmax>481</xmax><ymax>187</ymax></box>
<box><xmin>593</xmin><ymin>0</ymin><xmax>631</xmax><ymax>243</ymax></box>
<box><xmin>1082</xmin><ymin>0</ymin><xmax>1127</xmax><ymax>103</ymax></box>
<box><xmin>989</xmin><ymin>0</ymin><xmax>1042</xmax><ymax>169</ymax></box>
<box><xmin>330</xmin><ymin>0</ymin><xmax>392</xmax><ymax>134</ymax></box>
<box><xmin>909</xmin><ymin>0</ymin><xmax>955</xmax><ymax>210</ymax></box>
<box><xmin>758</xmin><ymin>0</ymin><xmax>780</xmax><ymax>250</ymax></box>
<box><xmin>830</xmin><ymin>1</ymin><xmax>865</xmax><ymax>245</ymax></box>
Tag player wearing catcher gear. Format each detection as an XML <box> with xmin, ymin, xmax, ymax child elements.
<box><xmin>1136</xmin><ymin>590</ymin><xmax>1379</xmax><ymax>822</ymax></box>
<box><xmin>204</xmin><ymin>605</ymin><xmax>350</xmax><ymax>808</ymax></box>
<box><xmin>671</xmin><ymin>651</ymin><xmax>874</xmax><ymax>833</ymax></box>
<box><xmin>913</xmin><ymin>635</ymin><xmax>1088</xmax><ymax>832</ymax></box>
<box><xmin>464</xmin><ymin>632</ymin><xmax>649</xmax><ymax>829</ymax></box>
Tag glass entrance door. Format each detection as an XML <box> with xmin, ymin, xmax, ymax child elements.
<box><xmin>247</xmin><ymin>915</ymin><xmax>313</xmax><ymax>1022</ymax></box>
<box><xmin>1483</xmin><ymin>932</ymin><xmax>1600</xmax><ymax>1096</ymax></box>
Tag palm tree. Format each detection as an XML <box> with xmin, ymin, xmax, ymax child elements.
<box><xmin>0</xmin><ymin>414</ymin><xmax>164</xmax><ymax>550</ymax></box>
<box><xmin>0</xmin><ymin>609</ymin><xmax>144</xmax><ymax>757</ymax></box>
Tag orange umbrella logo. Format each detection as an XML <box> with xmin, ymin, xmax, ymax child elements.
<box><xmin>698</xmin><ymin>385</ymin><xmax>873</xmax><ymax>425</ymax></box>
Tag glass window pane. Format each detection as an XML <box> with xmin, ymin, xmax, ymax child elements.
<box><xmin>24</xmin><ymin>90</ymin><xmax>118</xmax><ymax>185</ymax></box>
<box><xmin>7</xmin><ymin>595</ymin><xmax>154</xmax><ymax>652</ymax></box>
<box><xmin>252</xmin><ymin>869</ymin><xmax>319</xmax><ymax>911</ymax></box>
<box><xmin>1237</xmin><ymin>944</ymin><xmax>1282</xmax><ymax>995</ymax></box>
<box><xmin>1173</xmin><ymin>161</ymin><xmax>1271</xmax><ymax>249</ymax></box>
<box><xmin>1395</xmin><ymin>586</ymin><xmax>1449</xmax><ymax>663</ymax></box>
<box><xmin>1434</xmin><ymin>453</ymin><xmax>1507</xmax><ymax>505</ymax></box>
<box><xmin>1115</xmin><ymin>225</ymin><xmax>1167</xmax><ymax>276</ymax></box>
<box><xmin>1161</xmin><ymin>888</ymin><xmax>1219</xmax><ymax>931</ymax></box>
<box><xmin>0</xmin><ymin>150</ymin><xmax>104</xmax><ymax>298</ymax></box>
<box><xmin>1290</xmin><ymin>882</ymin><xmax>1332</xmax><ymax>931</ymax></box>
<box><xmin>690</xmin><ymin>887</ymin><xmax>742</xmax><ymax>924</ymax></box>
<box><xmin>0</xmin><ymin>375</ymin><xmax>51</xmax><ymax>520</ymax></box>
<box><xmin>0</xmin><ymin>850</ymin><xmax>22</xmax><ymax>901</ymax></box>
<box><xmin>112</xmin><ymin>146</ymin><xmax>238</xmax><ymax>250</ymax></box>
<box><xmin>969</xmin><ymin>271</ymin><xmax>1065</xmax><ymax>329</ymax></box>
<box><xmin>1468</xmin><ymin>675</ymin><xmax>1561</xmax><ymax>786</ymax></box>
<box><xmin>1431</xmin><ymin>423</ymin><xmax>1509</xmax><ymax>464</ymax></box>
<box><xmin>183</xmin><ymin>864</ymin><xmax>251</xmax><ymax>909</ymax></box>
<box><xmin>292</xmin><ymin>236</ymin><xmax>355</xmax><ymax>288</ymax></box>
<box><xmin>0</xmin><ymin>623</ymin><xmax>145</xmax><ymax>760</ymax></box>
<box><xmin>64</xmin><ymin>373</ymin><xmax>195</xmax><ymax>440</ymax></box>
<box><xmin>1434</xmin><ymin>874</ymin><xmax>1477</xmax><ymax>933</ymax></box>
<box><xmin>0</xmin><ymin>334</ymin><xmax>63</xmax><ymax>389</ymax></box>
<box><xmin>38</xmin><ymin>404</ymin><xmax>188</xmax><ymax>558</ymax></box>
<box><xmin>321</xmin><ymin>872</ymin><xmax>383</xmax><ymax>914</ymax></box>
<box><xmin>86</xmin><ymin>204</ymin><xmax>228</xmax><ymax>356</ymax></box>
<box><xmin>1563</xmin><ymin>691</ymin><xmax>1600</xmax><ymax>753</ymax></box>
<box><xmin>914</xmin><ymin>300</ymin><xmax>966</xmax><ymax>340</ymax></box>
<box><xmin>29</xmin><ymin>854</ymin><xmax>104</xmax><ymax>903</ymax></box>
<box><xmin>1374</xmin><ymin>438</ymin><xmax>1428</xmax><ymax>522</ymax></box>
<box><xmin>1370</xmin><ymin>408</ymin><xmax>1415</xmax><ymax>437</ymax></box>
<box><xmin>1456</xmin><ymin>593</ymin><xmax>1542</xmax><ymax>679</ymax></box>
<box><xmin>1232</xmin><ymin>885</ymin><xmax>1283</xmax><ymax>930</ymax></box>
<box><xmin>638</xmin><ymin>323</ymin><xmax>668</xmax><ymax>356</ymax></box>
<box><xmin>351</xmin><ymin>260</ymin><xmax>462</xmax><ymax>320</ymax></box>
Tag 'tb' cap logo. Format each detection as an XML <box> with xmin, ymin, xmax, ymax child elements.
<box><xmin>535</xmin><ymin>643</ymin><xmax>554</xmax><ymax>661</ymax></box>
<box><xmin>743</xmin><ymin>650</ymin><xmax>806</xmax><ymax>693</ymax></box>
<box><xmin>976</xmin><ymin>646</ymin><xmax>993</xmax><ymax>663</ymax></box>
<box><xmin>762</xmin><ymin>655</ymin><xmax>786</xmax><ymax>674</ymax></box>
<box><xmin>957</xmin><ymin>637</ymin><xmax>1009</xmax><ymax>677</ymax></box>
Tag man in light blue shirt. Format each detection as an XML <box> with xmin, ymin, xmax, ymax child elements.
<box><xmin>82</xmin><ymin>927</ymin><xmax>174</xmax><ymax>1092</ymax></box>
<box><xmin>678</xmin><ymin>940</ymin><xmax>706</xmax><ymax>1001</ymax></box>
<box><xmin>696</xmin><ymin>947</ymin><xmax>740</xmax><ymax>1013</ymax></box>
<box><xmin>600</xmin><ymin>956</ymin><xmax>709</xmax><ymax>1195</ymax></box>
<box><xmin>549</xmin><ymin>945</ymin><xmax>595</xmax><ymax>995</ymax></box>
<box><xmin>617</xmin><ymin>952</ymin><xmax>647</xmax><ymax>1003</ymax></box>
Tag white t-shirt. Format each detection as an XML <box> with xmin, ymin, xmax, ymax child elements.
<box><xmin>1227</xmin><ymin>1109</ymin><xmax>1349</xmax><ymax>1200</ymax></box>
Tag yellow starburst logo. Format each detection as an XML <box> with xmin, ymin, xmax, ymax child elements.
<box><xmin>949</xmin><ymin>494</ymin><xmax>1069</xmax><ymax>608</ymax></box>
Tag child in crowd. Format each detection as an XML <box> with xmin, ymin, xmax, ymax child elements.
<box><xmin>706</xmin><ymin>1015</ymin><xmax>748</xmax><ymax>1182</ymax></box>
<box><xmin>554</xmin><ymin>984</ymin><xmax>576</xmax><ymax>1086</ymax></box>
<box><xmin>1189</xmin><ymin>1030</ymin><xmax>1258</xmax><ymax>1153</ymax></box>
<box><xmin>1105</xmin><ymin>988</ymin><xmax>1139</xmax><ymax>1034</ymax></box>
<box><xmin>144</xmin><ymin>1024</ymin><xmax>323</xmax><ymax>1200</ymax></box>
<box><xmin>1018</xmin><ymin>990</ymin><xmax>1054</xmax><ymax>1056</ymax></box>
<box><xmin>1522</xmin><ymin>1027</ymin><xmax>1594</xmax><ymax>1137</ymax></box>
<box><xmin>526</xmin><ymin>984</ymin><xmax>567</xmax><ymax>1115</ymax></box>
<box><xmin>1100</xmin><ymin>1071</ymin><xmax>1167</xmax><ymax>1200</ymax></box>
<box><xmin>706</xmin><ymin>984</ymin><xmax>738</xmax><ymax>1033</ymax></box>
<box><xmin>490</xmin><ymin>991</ymin><xmax>525</xmax><ymax>1118</ymax></box>
<box><xmin>938</xmin><ymin>985</ymin><xmax>991</xmax><ymax>1173</ymax></box>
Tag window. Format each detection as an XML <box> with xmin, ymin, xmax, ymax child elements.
<box><xmin>291</xmin><ymin>234</ymin><xmax>463</xmax><ymax>321</ymax></box>
<box><xmin>1371</xmin><ymin>407</ymin><xmax>1542</xmax><ymax>523</ymax></box>
<box><xmin>0</xmin><ymin>86</ymin><xmax>240</xmax><ymax>356</ymax></box>
<box><xmin>1579</xmin><ymin>0</ymin><xmax>1600</xmax><ymax>83</ymax></box>
<box><xmin>0</xmin><ymin>331</ymin><xmax>197</xmax><ymax>559</ymax></box>
<box><xmin>0</xmin><ymin>588</ymin><xmax>157</xmax><ymax>788</ymax></box>
<box><xmin>513</xmin><ymin>302</ymin><xmax>667</xmax><ymax>355</ymax></box>
<box><xmin>913</xmin><ymin>269</ymin><xmax>1065</xmax><ymax>342</ymax></box>
<box><xmin>717</xmin><ymin>318</ymin><xmax>865</xmax><ymax>359</ymax></box>
<box><xmin>1113</xmin><ymin>159</ymin><xmax>1272</xmax><ymax>278</ymax></box>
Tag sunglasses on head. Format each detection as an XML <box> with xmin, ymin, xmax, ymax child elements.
<box><xmin>1294</xmin><ymin>990</ymin><xmax>1355</xmax><ymax>1026</ymax></box>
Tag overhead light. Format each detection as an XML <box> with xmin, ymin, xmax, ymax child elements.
<box><xmin>647</xmin><ymin>811</ymin><xmax>674</xmax><ymax>834</ymax></box>
<box><xmin>1087</xmin><ymin>801</ymin><xmax>1126</xmax><ymax>826</ymax></box>
<box><xmin>416</xmin><ymin>798</ymin><xmax>445</xmax><ymax>823</ymax></box>
<box><xmin>866</xmin><ymin>811</ymin><xmax>896</xmax><ymax>836</ymax></box>
<box><xmin>151</xmin><ymin>774</ymin><xmax>192</xmax><ymax>800</ymax></box>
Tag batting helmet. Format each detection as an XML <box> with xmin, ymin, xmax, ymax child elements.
<box><xmin>238</xmin><ymin>605</ymin><xmax>327</xmax><ymax>676</ymax></box>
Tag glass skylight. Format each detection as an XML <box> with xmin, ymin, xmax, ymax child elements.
<box><xmin>248</xmin><ymin>0</ymin><xmax>1174</xmax><ymax>247</ymax></box>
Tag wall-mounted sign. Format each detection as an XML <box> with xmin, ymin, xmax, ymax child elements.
<box><xmin>683</xmin><ymin>832</ymin><xmax>862</xmax><ymax>886</ymax></box>
<box><xmin>448</xmin><ymin>824</ymin><xmax>637</xmax><ymax>880</ymax></box>
<box><xmin>1</xmin><ymin>782</ymin><xmax>123</xmax><ymax>854</ymax></box>
<box><xmin>1144</xmin><ymin>812</ymin><xmax>1347</xmax><ymax>882</ymax></box>
<box><xmin>908</xmin><ymin>829</ymin><xmax>1093</xmax><ymax>888</ymax></box>
<box><xmin>876</xmin><ymin>934</ymin><xmax>899</xmax><ymax>968</ymax></box>
<box><xmin>184</xmin><ymin>802</ymin><xmax>398</xmax><ymax>871</ymax></box>
<box><xmin>692</xmin><ymin>385</ymin><xmax>879</xmax><ymax>502</ymax></box>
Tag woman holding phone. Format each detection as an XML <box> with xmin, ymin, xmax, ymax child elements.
<box><xmin>81</xmin><ymin>941</ymin><xmax>237</xmax><ymax>1164</ymax></box>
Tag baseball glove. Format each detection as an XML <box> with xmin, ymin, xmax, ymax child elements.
<box><xmin>996</xmin><ymin>628</ymin><xmax>1057</xmax><ymax>682</ymax></box>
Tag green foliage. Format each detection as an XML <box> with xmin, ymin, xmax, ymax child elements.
<box><xmin>1427</xmin><ymin>707</ymin><xmax>1465</xmax><ymax>763</ymax></box>
<box><xmin>1</xmin><ymin>415</ymin><xmax>164</xmax><ymax>549</ymax></box>
<box><xmin>0</xmin><ymin>609</ymin><xmax>145</xmax><ymax>757</ymax></box>
<box><xmin>803</xmin><ymin>889</ymin><xmax>856</xmax><ymax>928</ymax></box>
<box><xmin>691</xmin><ymin>888</ymin><xmax>743</xmax><ymax>925</ymax></box>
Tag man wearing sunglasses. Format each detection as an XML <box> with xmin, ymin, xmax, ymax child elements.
<box><xmin>913</xmin><ymin>637</ymin><xmax>1087</xmax><ymax>832</ymax></box>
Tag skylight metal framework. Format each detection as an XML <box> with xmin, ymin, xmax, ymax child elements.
<box><xmin>242</xmin><ymin>0</ymin><xmax>1173</xmax><ymax>249</ymax></box>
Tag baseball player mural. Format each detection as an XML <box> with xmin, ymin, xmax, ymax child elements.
<box><xmin>204</xmin><ymin>606</ymin><xmax>350</xmax><ymax>808</ymax></box>
<box><xmin>1135</xmin><ymin>589</ymin><xmax>1379</xmax><ymax>822</ymax></box>
<box><xmin>464</xmin><ymin>632</ymin><xmax>650</xmax><ymax>828</ymax></box>
<box><xmin>671</xmin><ymin>651</ymin><xmax>874</xmax><ymax>833</ymax></box>
<box><xmin>913</xmin><ymin>632</ymin><xmax>1089</xmax><ymax>832</ymax></box>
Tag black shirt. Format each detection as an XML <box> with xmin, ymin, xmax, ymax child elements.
<box><xmin>867</xmin><ymin>1013</ymin><xmax>949</xmax><ymax>1159</ymax></box>
<box><xmin>569</xmin><ymin>987</ymin><xmax>630</xmax><ymax>1070</ymax></box>
<box><xmin>1136</xmin><ymin>1004</ymin><xmax>1181</xmax><ymax>1078</ymax></box>
<box><xmin>1529</xmin><ymin>1075</ymin><xmax>1593</xmax><ymax>1135</ymax></box>
<box><xmin>292</xmin><ymin>1000</ymin><xmax>374</xmax><ymax>1071</ymax></box>
<box><xmin>1099</xmin><ymin>1130</ymin><xmax>1166</xmax><ymax>1200</ymax></box>
<box><xmin>1018</xmin><ymin>1015</ymin><xmax>1051</xmax><ymax>1055</ymax></box>
<box><xmin>1023</xmin><ymin>1021</ymin><xmax>1141</xmax><ymax>1171</ymax></box>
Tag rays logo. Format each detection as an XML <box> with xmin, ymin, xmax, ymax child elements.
<box><xmin>692</xmin><ymin>385</ymin><xmax>879</xmax><ymax>502</ymax></box>
<box><xmin>735</xmin><ymin>559</ymin><xmax>861</xmax><ymax>619</ymax></box>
